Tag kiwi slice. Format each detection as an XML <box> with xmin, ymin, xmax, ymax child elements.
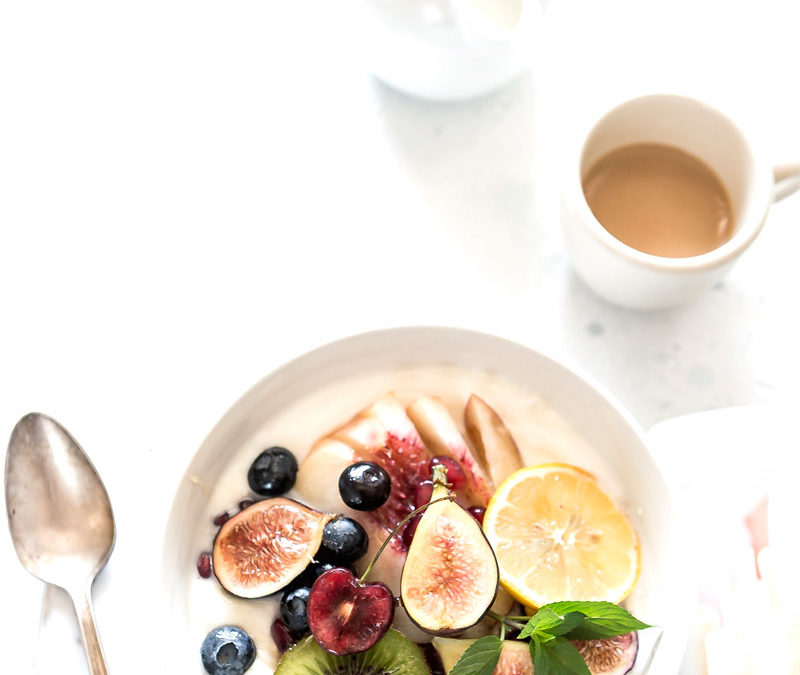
<box><xmin>274</xmin><ymin>630</ymin><xmax>429</xmax><ymax>675</ymax></box>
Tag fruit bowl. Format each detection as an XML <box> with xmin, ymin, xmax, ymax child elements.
<box><xmin>162</xmin><ymin>327</ymin><xmax>688</xmax><ymax>675</ymax></box>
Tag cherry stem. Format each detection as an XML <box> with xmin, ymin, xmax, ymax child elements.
<box><xmin>358</xmin><ymin>495</ymin><xmax>454</xmax><ymax>585</ymax></box>
<box><xmin>487</xmin><ymin>610</ymin><xmax>528</xmax><ymax>631</ymax></box>
<box><xmin>431</xmin><ymin>462</ymin><xmax>449</xmax><ymax>487</ymax></box>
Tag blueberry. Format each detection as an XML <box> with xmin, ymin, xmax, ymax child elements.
<box><xmin>338</xmin><ymin>461</ymin><xmax>391</xmax><ymax>511</ymax></box>
<box><xmin>247</xmin><ymin>447</ymin><xmax>298</xmax><ymax>496</ymax></box>
<box><xmin>201</xmin><ymin>625</ymin><xmax>255</xmax><ymax>675</ymax></box>
<box><xmin>280</xmin><ymin>586</ymin><xmax>311</xmax><ymax>638</ymax></box>
<box><xmin>285</xmin><ymin>560</ymin><xmax>345</xmax><ymax>593</ymax></box>
<box><xmin>319</xmin><ymin>516</ymin><xmax>369</xmax><ymax>565</ymax></box>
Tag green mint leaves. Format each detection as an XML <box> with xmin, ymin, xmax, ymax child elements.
<box><xmin>448</xmin><ymin>602</ymin><xmax>650</xmax><ymax>675</ymax></box>
<box><xmin>448</xmin><ymin>636</ymin><xmax>503</xmax><ymax>675</ymax></box>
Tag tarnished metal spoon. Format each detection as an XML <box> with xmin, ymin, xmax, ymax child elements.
<box><xmin>5</xmin><ymin>413</ymin><xmax>114</xmax><ymax>675</ymax></box>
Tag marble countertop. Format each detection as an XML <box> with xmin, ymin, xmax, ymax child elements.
<box><xmin>1</xmin><ymin>0</ymin><xmax>799</xmax><ymax>672</ymax></box>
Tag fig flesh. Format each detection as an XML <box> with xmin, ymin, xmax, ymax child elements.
<box><xmin>400</xmin><ymin>464</ymin><xmax>499</xmax><ymax>635</ymax></box>
<box><xmin>464</xmin><ymin>394</ymin><xmax>524</xmax><ymax>488</ymax></box>
<box><xmin>573</xmin><ymin>632</ymin><xmax>638</xmax><ymax>675</ymax></box>
<box><xmin>212</xmin><ymin>498</ymin><xmax>331</xmax><ymax>598</ymax></box>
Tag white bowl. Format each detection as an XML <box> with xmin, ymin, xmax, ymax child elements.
<box><xmin>162</xmin><ymin>327</ymin><xmax>687</xmax><ymax>674</ymax></box>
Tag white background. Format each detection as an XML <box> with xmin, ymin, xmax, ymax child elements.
<box><xmin>1</xmin><ymin>0</ymin><xmax>799</xmax><ymax>672</ymax></box>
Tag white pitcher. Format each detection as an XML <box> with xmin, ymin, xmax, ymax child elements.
<box><xmin>359</xmin><ymin>0</ymin><xmax>541</xmax><ymax>101</ymax></box>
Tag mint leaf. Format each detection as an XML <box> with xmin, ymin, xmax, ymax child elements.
<box><xmin>518</xmin><ymin>608</ymin><xmax>562</xmax><ymax>640</ymax></box>
<box><xmin>540</xmin><ymin>601</ymin><xmax>650</xmax><ymax>639</ymax></box>
<box><xmin>518</xmin><ymin>608</ymin><xmax>585</xmax><ymax>641</ymax></box>
<box><xmin>531</xmin><ymin>636</ymin><xmax>591</xmax><ymax>675</ymax></box>
<box><xmin>543</xmin><ymin>612</ymin><xmax>585</xmax><ymax>637</ymax></box>
<box><xmin>448</xmin><ymin>635</ymin><xmax>503</xmax><ymax>675</ymax></box>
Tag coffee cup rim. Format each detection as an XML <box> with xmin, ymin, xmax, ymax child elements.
<box><xmin>566</xmin><ymin>93</ymin><xmax>775</xmax><ymax>272</ymax></box>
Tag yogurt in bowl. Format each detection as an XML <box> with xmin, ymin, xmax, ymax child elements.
<box><xmin>162</xmin><ymin>327</ymin><xmax>687</xmax><ymax>674</ymax></box>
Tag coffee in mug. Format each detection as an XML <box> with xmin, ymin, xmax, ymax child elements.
<box><xmin>582</xmin><ymin>143</ymin><xmax>733</xmax><ymax>258</ymax></box>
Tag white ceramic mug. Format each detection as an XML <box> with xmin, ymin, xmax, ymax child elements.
<box><xmin>561</xmin><ymin>94</ymin><xmax>800</xmax><ymax>310</ymax></box>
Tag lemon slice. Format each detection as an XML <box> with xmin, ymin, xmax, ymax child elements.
<box><xmin>482</xmin><ymin>463</ymin><xmax>640</xmax><ymax>608</ymax></box>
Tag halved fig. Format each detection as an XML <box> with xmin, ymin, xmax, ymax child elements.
<box><xmin>433</xmin><ymin>638</ymin><xmax>533</xmax><ymax>674</ymax></box>
<box><xmin>407</xmin><ymin>396</ymin><xmax>494</xmax><ymax>505</ymax></box>
<box><xmin>464</xmin><ymin>394</ymin><xmax>524</xmax><ymax>488</ymax></box>
<box><xmin>212</xmin><ymin>498</ymin><xmax>332</xmax><ymax>598</ymax></box>
<box><xmin>400</xmin><ymin>464</ymin><xmax>499</xmax><ymax>634</ymax></box>
<box><xmin>573</xmin><ymin>632</ymin><xmax>639</xmax><ymax>675</ymax></box>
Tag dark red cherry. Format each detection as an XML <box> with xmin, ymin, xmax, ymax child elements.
<box><xmin>413</xmin><ymin>480</ymin><xmax>433</xmax><ymax>508</ymax></box>
<box><xmin>306</xmin><ymin>567</ymin><xmax>394</xmax><ymax>655</ymax></box>
<box><xmin>428</xmin><ymin>456</ymin><xmax>466</xmax><ymax>490</ymax></box>
<box><xmin>467</xmin><ymin>506</ymin><xmax>486</xmax><ymax>525</ymax></box>
<box><xmin>401</xmin><ymin>514</ymin><xmax>421</xmax><ymax>549</ymax></box>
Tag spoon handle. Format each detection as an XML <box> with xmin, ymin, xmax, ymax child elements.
<box><xmin>72</xmin><ymin>589</ymin><xmax>109</xmax><ymax>675</ymax></box>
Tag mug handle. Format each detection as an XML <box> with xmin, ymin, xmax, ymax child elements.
<box><xmin>774</xmin><ymin>163</ymin><xmax>800</xmax><ymax>202</ymax></box>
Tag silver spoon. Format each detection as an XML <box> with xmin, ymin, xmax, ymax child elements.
<box><xmin>5</xmin><ymin>413</ymin><xmax>114</xmax><ymax>675</ymax></box>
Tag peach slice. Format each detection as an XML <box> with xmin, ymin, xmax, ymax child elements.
<box><xmin>406</xmin><ymin>396</ymin><xmax>494</xmax><ymax>506</ymax></box>
<box><xmin>464</xmin><ymin>394</ymin><xmax>524</xmax><ymax>489</ymax></box>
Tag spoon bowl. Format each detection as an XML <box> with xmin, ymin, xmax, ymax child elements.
<box><xmin>6</xmin><ymin>412</ymin><xmax>114</xmax><ymax>675</ymax></box>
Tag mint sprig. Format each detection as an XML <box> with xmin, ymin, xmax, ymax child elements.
<box><xmin>451</xmin><ymin>601</ymin><xmax>650</xmax><ymax>675</ymax></box>
<box><xmin>530</xmin><ymin>601</ymin><xmax>651</xmax><ymax>641</ymax></box>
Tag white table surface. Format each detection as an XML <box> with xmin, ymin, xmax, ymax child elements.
<box><xmin>1</xmin><ymin>0</ymin><xmax>799</xmax><ymax>672</ymax></box>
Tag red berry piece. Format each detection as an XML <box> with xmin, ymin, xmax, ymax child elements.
<box><xmin>212</xmin><ymin>511</ymin><xmax>230</xmax><ymax>527</ymax></box>
<box><xmin>307</xmin><ymin>567</ymin><xmax>394</xmax><ymax>655</ymax></box>
<box><xmin>467</xmin><ymin>506</ymin><xmax>486</xmax><ymax>526</ymax></box>
<box><xmin>197</xmin><ymin>551</ymin><xmax>212</xmax><ymax>578</ymax></box>
<box><xmin>271</xmin><ymin>617</ymin><xmax>295</xmax><ymax>653</ymax></box>
<box><xmin>401</xmin><ymin>515</ymin><xmax>421</xmax><ymax>549</ymax></box>
<box><xmin>238</xmin><ymin>498</ymin><xmax>255</xmax><ymax>511</ymax></box>
<box><xmin>429</xmin><ymin>456</ymin><xmax>466</xmax><ymax>491</ymax></box>
<box><xmin>413</xmin><ymin>480</ymin><xmax>433</xmax><ymax>508</ymax></box>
